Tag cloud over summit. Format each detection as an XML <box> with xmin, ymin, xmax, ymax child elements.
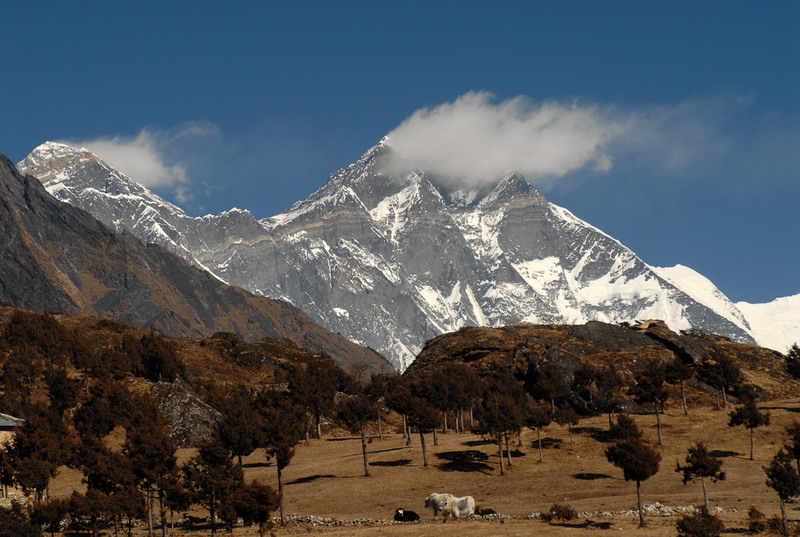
<box><xmin>64</xmin><ymin>123</ymin><xmax>219</xmax><ymax>203</ymax></box>
<box><xmin>379</xmin><ymin>92</ymin><xmax>747</xmax><ymax>192</ymax></box>
<box><xmin>380</xmin><ymin>92</ymin><xmax>626</xmax><ymax>190</ymax></box>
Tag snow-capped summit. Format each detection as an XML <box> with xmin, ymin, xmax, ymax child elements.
<box><xmin>19</xmin><ymin>140</ymin><xmax>775</xmax><ymax>370</ymax></box>
<box><xmin>19</xmin><ymin>142</ymin><xmax>267</xmax><ymax>273</ymax></box>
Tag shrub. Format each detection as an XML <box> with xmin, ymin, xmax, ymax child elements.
<box><xmin>747</xmin><ymin>506</ymin><xmax>766</xmax><ymax>534</ymax></box>
<box><xmin>675</xmin><ymin>506</ymin><xmax>724</xmax><ymax>537</ymax></box>
<box><xmin>541</xmin><ymin>503</ymin><xmax>577</xmax><ymax>523</ymax></box>
<box><xmin>767</xmin><ymin>515</ymin><xmax>784</xmax><ymax>533</ymax></box>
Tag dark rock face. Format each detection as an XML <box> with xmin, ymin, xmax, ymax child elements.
<box><xmin>0</xmin><ymin>154</ymin><xmax>390</xmax><ymax>373</ymax></box>
<box><xmin>152</xmin><ymin>379</ymin><xmax>221</xmax><ymax>447</ymax></box>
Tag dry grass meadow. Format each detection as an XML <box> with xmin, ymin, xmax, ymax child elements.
<box><xmin>30</xmin><ymin>397</ymin><xmax>800</xmax><ymax>536</ymax></box>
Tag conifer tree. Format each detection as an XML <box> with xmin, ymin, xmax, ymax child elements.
<box><xmin>610</xmin><ymin>414</ymin><xmax>643</xmax><ymax>441</ymax></box>
<box><xmin>0</xmin><ymin>502</ymin><xmax>42</xmax><ymax>537</ymax></box>
<box><xmin>230</xmin><ymin>481</ymin><xmax>279</xmax><ymax>537</ymax></box>
<box><xmin>728</xmin><ymin>399</ymin><xmax>770</xmax><ymax>460</ymax></box>
<box><xmin>784</xmin><ymin>421</ymin><xmax>800</xmax><ymax>473</ymax></box>
<box><xmin>123</xmin><ymin>398</ymin><xmax>178</xmax><ymax>537</ymax></box>
<box><xmin>5</xmin><ymin>409</ymin><xmax>66</xmax><ymax>501</ymax></box>
<box><xmin>288</xmin><ymin>360</ymin><xmax>338</xmax><ymax>439</ymax></box>
<box><xmin>665</xmin><ymin>357</ymin><xmax>695</xmax><ymax>415</ymax></box>
<box><xmin>697</xmin><ymin>351</ymin><xmax>742</xmax><ymax>407</ymax></box>
<box><xmin>336</xmin><ymin>391</ymin><xmax>379</xmax><ymax>476</ymax></box>
<box><xmin>43</xmin><ymin>366</ymin><xmax>79</xmax><ymax>418</ymax></box>
<box><xmin>258</xmin><ymin>392</ymin><xmax>304</xmax><ymax>526</ymax></box>
<box><xmin>630</xmin><ymin>360</ymin><xmax>669</xmax><ymax>444</ymax></box>
<box><xmin>366</xmin><ymin>372</ymin><xmax>398</xmax><ymax>439</ymax></box>
<box><xmin>524</xmin><ymin>360</ymin><xmax>570</xmax><ymax>414</ymax></box>
<box><xmin>526</xmin><ymin>402</ymin><xmax>552</xmax><ymax>462</ymax></box>
<box><xmin>474</xmin><ymin>389</ymin><xmax>523</xmax><ymax>476</ymax></box>
<box><xmin>605</xmin><ymin>422</ymin><xmax>661</xmax><ymax>527</ymax></box>
<box><xmin>675</xmin><ymin>443</ymin><xmax>726</xmax><ymax>510</ymax></box>
<box><xmin>384</xmin><ymin>379</ymin><xmax>415</xmax><ymax>443</ymax></box>
<box><xmin>764</xmin><ymin>447</ymin><xmax>800</xmax><ymax>535</ymax></box>
<box><xmin>573</xmin><ymin>362</ymin><xmax>626</xmax><ymax>428</ymax></box>
<box><xmin>554</xmin><ymin>406</ymin><xmax>580</xmax><ymax>450</ymax></box>
<box><xmin>183</xmin><ymin>440</ymin><xmax>244</xmax><ymax>537</ymax></box>
<box><xmin>67</xmin><ymin>489</ymin><xmax>112</xmax><ymax>537</ymax></box>
<box><xmin>785</xmin><ymin>343</ymin><xmax>800</xmax><ymax>380</ymax></box>
<box><xmin>405</xmin><ymin>395</ymin><xmax>440</xmax><ymax>467</ymax></box>
<box><xmin>30</xmin><ymin>497</ymin><xmax>69</xmax><ymax>537</ymax></box>
<box><xmin>215</xmin><ymin>386</ymin><xmax>264</xmax><ymax>466</ymax></box>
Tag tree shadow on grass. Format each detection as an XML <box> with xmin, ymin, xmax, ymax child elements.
<box><xmin>370</xmin><ymin>446</ymin><xmax>412</xmax><ymax>455</ymax></box>
<box><xmin>463</xmin><ymin>439</ymin><xmax>494</xmax><ymax>447</ymax></box>
<box><xmin>372</xmin><ymin>459</ymin><xmax>412</xmax><ymax>467</ymax></box>
<box><xmin>709</xmin><ymin>449</ymin><xmax>740</xmax><ymax>458</ymax></box>
<box><xmin>436</xmin><ymin>450</ymin><xmax>492</xmax><ymax>473</ymax></box>
<box><xmin>574</xmin><ymin>426</ymin><xmax>615</xmax><ymax>443</ymax></box>
<box><xmin>531</xmin><ymin>437</ymin><xmax>562</xmax><ymax>450</ymax></box>
<box><xmin>572</xmin><ymin>472</ymin><xmax>612</xmax><ymax>480</ymax></box>
<box><xmin>243</xmin><ymin>461</ymin><xmax>271</xmax><ymax>469</ymax></box>
<box><xmin>286</xmin><ymin>474</ymin><xmax>335</xmax><ymax>485</ymax></box>
<box><xmin>548</xmin><ymin>521</ymin><xmax>613</xmax><ymax>530</ymax></box>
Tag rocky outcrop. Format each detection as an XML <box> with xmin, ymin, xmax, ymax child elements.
<box><xmin>152</xmin><ymin>379</ymin><xmax>221</xmax><ymax>447</ymax></box>
<box><xmin>405</xmin><ymin>320</ymin><xmax>795</xmax><ymax>401</ymax></box>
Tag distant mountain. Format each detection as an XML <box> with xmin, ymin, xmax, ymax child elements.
<box><xmin>0</xmin><ymin>153</ymin><xmax>391</xmax><ymax>373</ymax></box>
<box><xmin>736</xmin><ymin>294</ymin><xmax>800</xmax><ymax>354</ymax></box>
<box><xmin>20</xmin><ymin>141</ymin><xmax>771</xmax><ymax>370</ymax></box>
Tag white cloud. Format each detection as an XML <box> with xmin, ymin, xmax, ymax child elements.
<box><xmin>64</xmin><ymin>123</ymin><xmax>219</xmax><ymax>203</ymax></box>
<box><xmin>379</xmin><ymin>91</ymin><xmax>745</xmax><ymax>191</ymax></box>
<box><xmin>380</xmin><ymin>92</ymin><xmax>628</xmax><ymax>190</ymax></box>
<box><xmin>610</xmin><ymin>95</ymin><xmax>749</xmax><ymax>176</ymax></box>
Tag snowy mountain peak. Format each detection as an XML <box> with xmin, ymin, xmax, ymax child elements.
<box><xmin>19</xmin><ymin>141</ymin><xmax>100</xmax><ymax>184</ymax></box>
<box><xmin>20</xmin><ymin>139</ymin><xmax>779</xmax><ymax>370</ymax></box>
<box><xmin>736</xmin><ymin>294</ymin><xmax>800</xmax><ymax>354</ymax></box>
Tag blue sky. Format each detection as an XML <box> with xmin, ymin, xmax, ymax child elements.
<box><xmin>1</xmin><ymin>1</ymin><xmax>798</xmax><ymax>304</ymax></box>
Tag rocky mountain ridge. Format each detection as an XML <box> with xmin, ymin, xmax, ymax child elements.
<box><xmin>0</xmin><ymin>153</ymin><xmax>390</xmax><ymax>373</ymax></box>
<box><xmin>19</xmin><ymin>141</ymin><xmax>777</xmax><ymax>370</ymax></box>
